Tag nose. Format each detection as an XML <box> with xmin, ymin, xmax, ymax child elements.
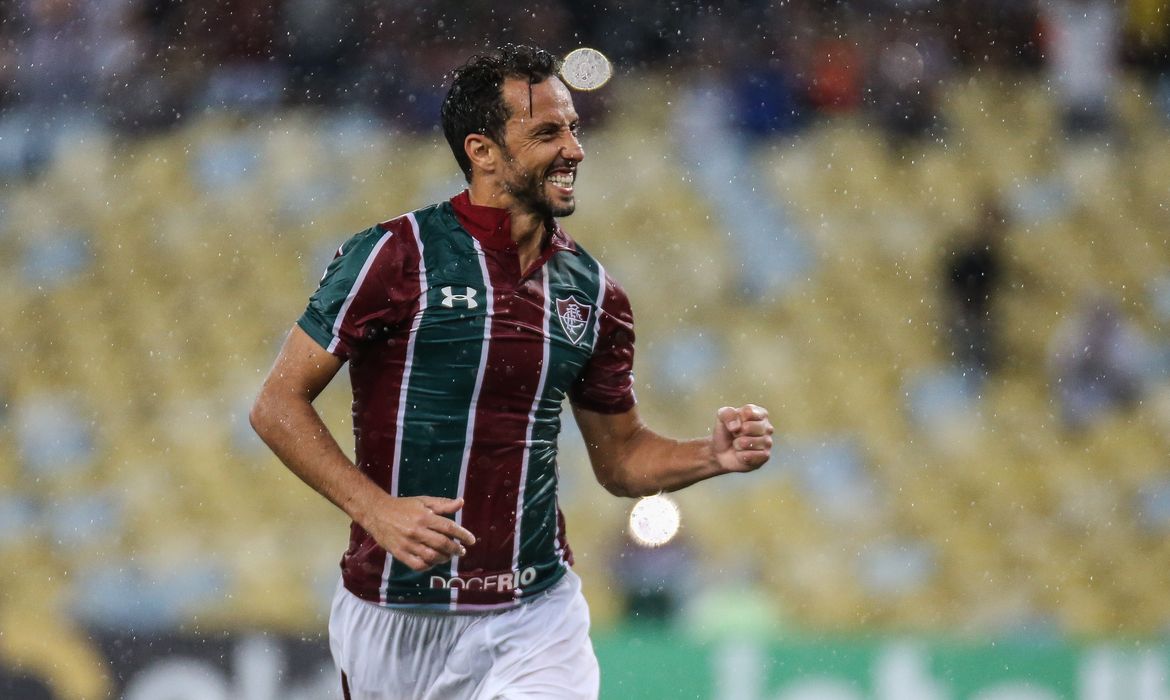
<box><xmin>562</xmin><ymin>132</ymin><xmax>585</xmax><ymax>163</ymax></box>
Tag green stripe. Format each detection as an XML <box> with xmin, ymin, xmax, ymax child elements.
<box><xmin>516</xmin><ymin>249</ymin><xmax>605</xmax><ymax>580</ymax></box>
<box><xmin>387</xmin><ymin>204</ymin><xmax>488</xmax><ymax>593</ymax></box>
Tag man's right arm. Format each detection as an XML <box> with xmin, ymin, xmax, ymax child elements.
<box><xmin>249</xmin><ymin>325</ymin><xmax>476</xmax><ymax>572</ymax></box>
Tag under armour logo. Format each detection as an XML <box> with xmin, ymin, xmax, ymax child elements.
<box><xmin>440</xmin><ymin>286</ymin><xmax>478</xmax><ymax>309</ymax></box>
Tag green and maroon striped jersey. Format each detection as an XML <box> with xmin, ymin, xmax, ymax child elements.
<box><xmin>297</xmin><ymin>191</ymin><xmax>636</xmax><ymax>611</ymax></box>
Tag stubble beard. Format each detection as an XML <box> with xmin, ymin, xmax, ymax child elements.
<box><xmin>501</xmin><ymin>156</ymin><xmax>576</xmax><ymax>220</ymax></box>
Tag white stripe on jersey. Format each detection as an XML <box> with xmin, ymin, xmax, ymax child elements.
<box><xmin>328</xmin><ymin>230</ymin><xmax>395</xmax><ymax>354</ymax></box>
<box><xmin>589</xmin><ymin>264</ymin><xmax>607</xmax><ymax>354</ymax></box>
<box><xmin>381</xmin><ymin>213</ymin><xmax>426</xmax><ymax>604</ymax></box>
<box><xmin>513</xmin><ymin>270</ymin><xmax>554</xmax><ymax>598</ymax></box>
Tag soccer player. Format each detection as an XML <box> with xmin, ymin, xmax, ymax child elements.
<box><xmin>250</xmin><ymin>44</ymin><xmax>773</xmax><ymax>700</ymax></box>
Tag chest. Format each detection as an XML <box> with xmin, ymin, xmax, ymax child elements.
<box><xmin>409</xmin><ymin>248</ymin><xmax>600</xmax><ymax>390</ymax></box>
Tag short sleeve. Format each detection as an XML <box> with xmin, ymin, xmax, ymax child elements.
<box><xmin>569</xmin><ymin>272</ymin><xmax>637</xmax><ymax>414</ymax></box>
<box><xmin>297</xmin><ymin>223</ymin><xmax>414</xmax><ymax>359</ymax></box>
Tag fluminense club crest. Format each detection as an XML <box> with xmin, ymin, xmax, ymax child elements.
<box><xmin>555</xmin><ymin>296</ymin><xmax>592</xmax><ymax>346</ymax></box>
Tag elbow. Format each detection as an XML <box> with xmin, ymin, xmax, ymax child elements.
<box><xmin>597</xmin><ymin>470</ymin><xmax>654</xmax><ymax>499</ymax></box>
<box><xmin>620</xmin><ymin>483</ymin><xmax>662</xmax><ymax>499</ymax></box>
<box><xmin>594</xmin><ymin>465</ymin><xmax>632</xmax><ymax>497</ymax></box>
<box><xmin>248</xmin><ymin>394</ymin><xmax>272</xmax><ymax>439</ymax></box>
<box><xmin>600</xmin><ymin>477</ymin><xmax>634</xmax><ymax>498</ymax></box>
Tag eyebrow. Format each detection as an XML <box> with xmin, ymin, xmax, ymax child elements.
<box><xmin>530</xmin><ymin>119</ymin><xmax>577</xmax><ymax>136</ymax></box>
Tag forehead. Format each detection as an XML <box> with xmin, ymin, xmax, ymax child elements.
<box><xmin>501</xmin><ymin>76</ymin><xmax>577</xmax><ymax>130</ymax></box>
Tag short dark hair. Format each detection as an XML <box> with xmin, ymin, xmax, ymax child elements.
<box><xmin>441</xmin><ymin>44</ymin><xmax>562</xmax><ymax>182</ymax></box>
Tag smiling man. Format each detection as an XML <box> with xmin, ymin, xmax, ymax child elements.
<box><xmin>250</xmin><ymin>44</ymin><xmax>773</xmax><ymax>700</ymax></box>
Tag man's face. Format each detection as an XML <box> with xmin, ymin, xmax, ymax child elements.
<box><xmin>495</xmin><ymin>76</ymin><xmax>585</xmax><ymax>219</ymax></box>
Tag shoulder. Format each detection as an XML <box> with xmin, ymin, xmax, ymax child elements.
<box><xmin>322</xmin><ymin>207</ymin><xmax>437</xmax><ymax>283</ymax></box>
<box><xmin>576</xmin><ymin>242</ymin><xmax>629</xmax><ymax>309</ymax></box>
<box><xmin>555</xmin><ymin>237</ymin><xmax>632</xmax><ymax>323</ymax></box>
<box><xmin>367</xmin><ymin>202</ymin><xmax>453</xmax><ymax>256</ymax></box>
<box><xmin>395</xmin><ymin>201</ymin><xmax>451</xmax><ymax>239</ymax></box>
<box><xmin>374</xmin><ymin>203</ymin><xmax>446</xmax><ymax>245</ymax></box>
<box><xmin>553</xmin><ymin>235</ymin><xmax>623</xmax><ymax>287</ymax></box>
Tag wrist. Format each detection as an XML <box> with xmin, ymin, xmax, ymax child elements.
<box><xmin>344</xmin><ymin>477</ymin><xmax>390</xmax><ymax>525</ymax></box>
<box><xmin>704</xmin><ymin>436</ymin><xmax>730</xmax><ymax>476</ymax></box>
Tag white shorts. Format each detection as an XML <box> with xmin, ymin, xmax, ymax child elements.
<box><xmin>328</xmin><ymin>568</ymin><xmax>599</xmax><ymax>700</ymax></box>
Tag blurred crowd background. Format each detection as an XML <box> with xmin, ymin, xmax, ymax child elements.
<box><xmin>2</xmin><ymin>0</ymin><xmax>1170</xmax><ymax>697</ymax></box>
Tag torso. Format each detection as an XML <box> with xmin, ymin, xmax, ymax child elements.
<box><xmin>298</xmin><ymin>196</ymin><xmax>634</xmax><ymax>611</ymax></box>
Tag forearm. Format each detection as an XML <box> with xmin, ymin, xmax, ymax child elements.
<box><xmin>598</xmin><ymin>428</ymin><xmax>724</xmax><ymax>497</ymax></box>
<box><xmin>249</xmin><ymin>392</ymin><xmax>383</xmax><ymax>525</ymax></box>
<box><xmin>577</xmin><ymin>403</ymin><xmax>773</xmax><ymax>498</ymax></box>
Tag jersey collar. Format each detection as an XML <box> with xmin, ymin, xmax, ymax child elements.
<box><xmin>449</xmin><ymin>190</ymin><xmax>578</xmax><ymax>255</ymax></box>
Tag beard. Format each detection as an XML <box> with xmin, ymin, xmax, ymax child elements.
<box><xmin>500</xmin><ymin>152</ymin><xmax>577</xmax><ymax>219</ymax></box>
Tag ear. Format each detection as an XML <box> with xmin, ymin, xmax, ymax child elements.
<box><xmin>464</xmin><ymin>133</ymin><xmax>497</xmax><ymax>176</ymax></box>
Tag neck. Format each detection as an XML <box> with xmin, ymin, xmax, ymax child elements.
<box><xmin>467</xmin><ymin>179</ymin><xmax>549</xmax><ymax>271</ymax></box>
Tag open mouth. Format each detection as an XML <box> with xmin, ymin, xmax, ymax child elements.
<box><xmin>546</xmin><ymin>170</ymin><xmax>575</xmax><ymax>194</ymax></box>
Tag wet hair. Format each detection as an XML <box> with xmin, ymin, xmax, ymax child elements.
<box><xmin>441</xmin><ymin>44</ymin><xmax>562</xmax><ymax>182</ymax></box>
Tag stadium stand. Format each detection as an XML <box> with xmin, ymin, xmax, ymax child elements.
<box><xmin>3</xmin><ymin>67</ymin><xmax>1168</xmax><ymax>659</ymax></box>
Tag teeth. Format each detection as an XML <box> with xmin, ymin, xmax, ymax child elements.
<box><xmin>547</xmin><ymin>173</ymin><xmax>574</xmax><ymax>187</ymax></box>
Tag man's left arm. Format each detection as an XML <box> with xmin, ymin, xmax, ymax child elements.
<box><xmin>572</xmin><ymin>403</ymin><xmax>773</xmax><ymax>498</ymax></box>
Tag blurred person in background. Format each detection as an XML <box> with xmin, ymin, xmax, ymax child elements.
<box><xmin>950</xmin><ymin>0</ymin><xmax>1043</xmax><ymax>71</ymax></box>
<box><xmin>101</xmin><ymin>0</ymin><xmax>203</xmax><ymax>133</ymax></box>
<box><xmin>250</xmin><ymin>44</ymin><xmax>774</xmax><ymax>700</ymax></box>
<box><xmin>805</xmin><ymin>30</ymin><xmax>865</xmax><ymax>115</ymax></box>
<box><xmin>609</xmin><ymin>528</ymin><xmax>696</xmax><ymax>625</ymax></box>
<box><xmin>1048</xmin><ymin>294</ymin><xmax>1155</xmax><ymax>432</ymax></box>
<box><xmin>198</xmin><ymin>0</ymin><xmax>283</xmax><ymax>111</ymax></box>
<box><xmin>277</xmin><ymin>0</ymin><xmax>366</xmax><ymax>106</ymax></box>
<box><xmin>5</xmin><ymin>0</ymin><xmax>102</xmax><ymax>175</ymax></box>
<box><xmin>871</xmin><ymin>13</ymin><xmax>951</xmax><ymax>147</ymax></box>
<box><xmin>942</xmin><ymin>197</ymin><xmax>1009</xmax><ymax>385</ymax></box>
<box><xmin>1124</xmin><ymin>0</ymin><xmax>1170</xmax><ymax>123</ymax></box>
<box><xmin>1041</xmin><ymin>0</ymin><xmax>1121</xmax><ymax>138</ymax></box>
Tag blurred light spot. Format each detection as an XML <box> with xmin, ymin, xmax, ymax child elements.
<box><xmin>628</xmin><ymin>494</ymin><xmax>681</xmax><ymax>547</ymax></box>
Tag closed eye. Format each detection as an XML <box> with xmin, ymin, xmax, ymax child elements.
<box><xmin>532</xmin><ymin>123</ymin><xmax>580</xmax><ymax>141</ymax></box>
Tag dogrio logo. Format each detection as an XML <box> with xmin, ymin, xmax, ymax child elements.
<box><xmin>430</xmin><ymin>566</ymin><xmax>538</xmax><ymax>593</ymax></box>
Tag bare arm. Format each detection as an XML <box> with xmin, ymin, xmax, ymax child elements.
<box><xmin>572</xmin><ymin>403</ymin><xmax>773</xmax><ymax>498</ymax></box>
<box><xmin>250</xmin><ymin>325</ymin><xmax>475</xmax><ymax>571</ymax></box>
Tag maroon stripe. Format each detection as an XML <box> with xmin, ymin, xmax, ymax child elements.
<box><xmin>341</xmin><ymin>671</ymin><xmax>352</xmax><ymax>700</ymax></box>
<box><xmin>455</xmin><ymin>261</ymin><xmax>547</xmax><ymax>606</ymax></box>
<box><xmin>556</xmin><ymin>507</ymin><xmax>574</xmax><ymax>566</ymax></box>
<box><xmin>339</xmin><ymin>215</ymin><xmax>424</xmax><ymax>602</ymax></box>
